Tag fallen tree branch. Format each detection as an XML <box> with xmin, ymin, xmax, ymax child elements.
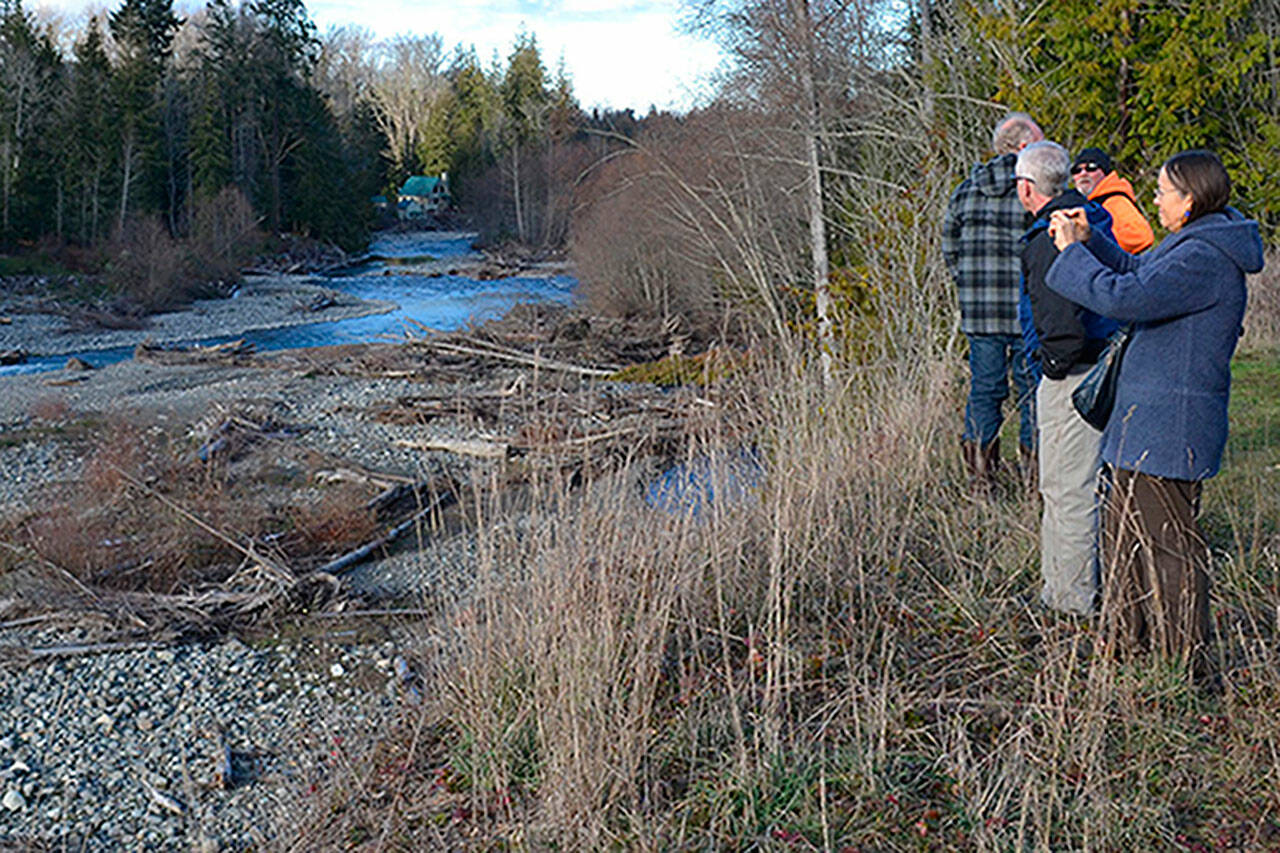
<box><xmin>313</xmin><ymin>609</ymin><xmax>434</xmax><ymax>619</ymax></box>
<box><xmin>413</xmin><ymin>336</ymin><xmax>615</xmax><ymax>378</ymax></box>
<box><xmin>26</xmin><ymin>640</ymin><xmax>161</xmax><ymax>659</ymax></box>
<box><xmin>318</xmin><ymin>492</ymin><xmax>457</xmax><ymax>576</ymax></box>
<box><xmin>394</xmin><ymin>437</ymin><xmax>513</xmax><ymax>459</ymax></box>
<box><xmin>135</xmin><ymin>338</ymin><xmax>255</xmax><ymax>366</ymax></box>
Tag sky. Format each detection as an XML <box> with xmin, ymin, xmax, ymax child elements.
<box><xmin>30</xmin><ymin>0</ymin><xmax>727</xmax><ymax>113</ymax></box>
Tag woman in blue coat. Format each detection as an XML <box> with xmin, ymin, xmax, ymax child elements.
<box><xmin>1045</xmin><ymin>150</ymin><xmax>1264</xmax><ymax>670</ymax></box>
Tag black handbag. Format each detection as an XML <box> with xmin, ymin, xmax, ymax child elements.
<box><xmin>1072</xmin><ymin>325</ymin><xmax>1132</xmax><ymax>430</ymax></box>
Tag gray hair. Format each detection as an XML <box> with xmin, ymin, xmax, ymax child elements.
<box><xmin>991</xmin><ymin>112</ymin><xmax>1041</xmax><ymax>154</ymax></box>
<box><xmin>1016</xmin><ymin>141</ymin><xmax>1071</xmax><ymax>197</ymax></box>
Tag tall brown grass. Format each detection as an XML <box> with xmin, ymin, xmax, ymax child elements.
<box><xmin>288</xmin><ymin>257</ymin><xmax>1279</xmax><ymax>848</ymax></box>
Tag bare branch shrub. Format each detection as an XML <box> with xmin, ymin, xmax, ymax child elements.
<box><xmin>187</xmin><ymin>185</ymin><xmax>263</xmax><ymax>290</ymax></box>
<box><xmin>1243</xmin><ymin>250</ymin><xmax>1280</xmax><ymax>351</ymax></box>
<box><xmin>102</xmin><ymin>215</ymin><xmax>191</xmax><ymax>312</ymax></box>
<box><xmin>572</xmin><ymin>107</ymin><xmax>811</xmax><ymax>347</ymax></box>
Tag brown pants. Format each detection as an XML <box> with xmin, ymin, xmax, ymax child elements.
<box><xmin>1101</xmin><ymin>467</ymin><xmax>1211</xmax><ymax>667</ymax></box>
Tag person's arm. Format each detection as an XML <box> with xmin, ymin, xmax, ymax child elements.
<box><xmin>1046</xmin><ymin>240</ymin><xmax>1221</xmax><ymax>323</ymax></box>
<box><xmin>1079</xmin><ymin>227</ymin><xmax>1141</xmax><ymax>272</ymax></box>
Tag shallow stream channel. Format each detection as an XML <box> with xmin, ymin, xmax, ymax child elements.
<box><xmin>1</xmin><ymin>230</ymin><xmax>576</xmax><ymax>376</ymax></box>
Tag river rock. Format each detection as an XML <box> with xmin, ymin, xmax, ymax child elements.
<box><xmin>2</xmin><ymin>789</ymin><xmax>25</xmax><ymax>811</ymax></box>
<box><xmin>64</xmin><ymin>357</ymin><xmax>94</xmax><ymax>371</ymax></box>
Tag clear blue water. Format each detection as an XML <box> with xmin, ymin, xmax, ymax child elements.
<box><xmin>1</xmin><ymin>232</ymin><xmax>576</xmax><ymax>376</ymax></box>
<box><xmin>644</xmin><ymin>447</ymin><xmax>764</xmax><ymax>517</ymax></box>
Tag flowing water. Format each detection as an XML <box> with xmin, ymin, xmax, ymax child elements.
<box><xmin>2</xmin><ymin>231</ymin><xmax>575</xmax><ymax>376</ymax></box>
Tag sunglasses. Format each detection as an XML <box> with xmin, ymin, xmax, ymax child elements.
<box><xmin>1071</xmin><ymin>163</ymin><xmax>1103</xmax><ymax>175</ymax></box>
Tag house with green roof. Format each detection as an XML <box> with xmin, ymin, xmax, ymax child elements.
<box><xmin>397</xmin><ymin>174</ymin><xmax>450</xmax><ymax>220</ymax></box>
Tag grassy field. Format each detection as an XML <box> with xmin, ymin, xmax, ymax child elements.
<box><xmin>284</xmin><ymin>302</ymin><xmax>1280</xmax><ymax>850</ymax></box>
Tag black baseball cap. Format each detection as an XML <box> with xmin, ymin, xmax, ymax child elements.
<box><xmin>1072</xmin><ymin>147</ymin><xmax>1112</xmax><ymax>174</ymax></box>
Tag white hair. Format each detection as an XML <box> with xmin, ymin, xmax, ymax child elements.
<box><xmin>1016</xmin><ymin>141</ymin><xmax>1071</xmax><ymax>197</ymax></box>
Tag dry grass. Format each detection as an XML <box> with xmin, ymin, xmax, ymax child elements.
<box><xmin>288</xmin><ymin>265</ymin><xmax>1280</xmax><ymax>849</ymax></box>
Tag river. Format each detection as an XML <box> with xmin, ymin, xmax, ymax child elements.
<box><xmin>1</xmin><ymin>231</ymin><xmax>576</xmax><ymax>376</ymax></box>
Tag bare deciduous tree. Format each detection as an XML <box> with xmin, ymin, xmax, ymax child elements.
<box><xmin>367</xmin><ymin>33</ymin><xmax>447</xmax><ymax>182</ymax></box>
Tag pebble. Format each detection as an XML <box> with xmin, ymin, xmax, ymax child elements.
<box><xmin>0</xmin><ymin>633</ymin><xmax>405</xmax><ymax>848</ymax></box>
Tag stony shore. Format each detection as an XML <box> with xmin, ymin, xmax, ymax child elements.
<box><xmin>0</xmin><ymin>265</ymin><xmax>509</xmax><ymax>849</ymax></box>
<box><xmin>0</xmin><ymin>235</ymin><xmax>667</xmax><ymax>848</ymax></box>
<box><xmin>0</xmin><ymin>340</ymin><xmax>493</xmax><ymax>848</ymax></box>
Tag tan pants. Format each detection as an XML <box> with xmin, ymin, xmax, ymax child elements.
<box><xmin>1102</xmin><ymin>468</ymin><xmax>1211</xmax><ymax>667</ymax></box>
<box><xmin>1037</xmin><ymin>369</ymin><xmax>1103</xmax><ymax>614</ymax></box>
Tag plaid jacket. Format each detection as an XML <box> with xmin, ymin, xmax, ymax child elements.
<box><xmin>942</xmin><ymin>152</ymin><xmax>1031</xmax><ymax>335</ymax></box>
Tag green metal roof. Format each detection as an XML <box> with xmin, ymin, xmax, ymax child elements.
<box><xmin>400</xmin><ymin>176</ymin><xmax>443</xmax><ymax>197</ymax></box>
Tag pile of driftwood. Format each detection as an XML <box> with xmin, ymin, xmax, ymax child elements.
<box><xmin>0</xmin><ymin>306</ymin><xmax>734</xmax><ymax>660</ymax></box>
<box><xmin>378</xmin><ymin>380</ymin><xmax>710</xmax><ymax>471</ymax></box>
<box><xmin>0</xmin><ymin>469</ymin><xmax>456</xmax><ymax>667</ymax></box>
<box><xmin>135</xmin><ymin>338</ymin><xmax>256</xmax><ymax>366</ymax></box>
<box><xmin>242</xmin><ymin>236</ymin><xmax>349</xmax><ymax>275</ymax></box>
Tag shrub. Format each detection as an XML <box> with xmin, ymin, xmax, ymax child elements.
<box><xmin>101</xmin><ymin>215</ymin><xmax>191</xmax><ymax>312</ymax></box>
<box><xmin>1243</xmin><ymin>250</ymin><xmax>1280</xmax><ymax>351</ymax></box>
<box><xmin>187</xmin><ymin>186</ymin><xmax>264</xmax><ymax>293</ymax></box>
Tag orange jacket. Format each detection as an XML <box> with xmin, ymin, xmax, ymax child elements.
<box><xmin>1089</xmin><ymin>172</ymin><xmax>1155</xmax><ymax>253</ymax></box>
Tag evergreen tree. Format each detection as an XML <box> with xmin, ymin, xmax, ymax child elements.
<box><xmin>445</xmin><ymin>47</ymin><xmax>499</xmax><ymax>198</ymax></box>
<box><xmin>499</xmin><ymin>32</ymin><xmax>549</xmax><ymax>242</ymax></box>
<box><xmin>285</xmin><ymin>85</ymin><xmax>368</xmax><ymax>249</ymax></box>
<box><xmin>247</xmin><ymin>0</ymin><xmax>318</xmax><ymax>232</ymax></box>
<box><xmin>65</xmin><ymin>17</ymin><xmax>115</xmax><ymax>243</ymax></box>
<box><xmin>974</xmin><ymin>0</ymin><xmax>1279</xmax><ymax>223</ymax></box>
<box><xmin>0</xmin><ymin>0</ymin><xmax>62</xmax><ymax>243</ymax></box>
<box><xmin>108</xmin><ymin>0</ymin><xmax>182</xmax><ymax>232</ymax></box>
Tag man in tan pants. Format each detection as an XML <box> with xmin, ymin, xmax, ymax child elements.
<box><xmin>1014</xmin><ymin>142</ymin><xmax>1121</xmax><ymax>614</ymax></box>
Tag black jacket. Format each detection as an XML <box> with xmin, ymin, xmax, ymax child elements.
<box><xmin>1020</xmin><ymin>190</ymin><xmax>1116</xmax><ymax>380</ymax></box>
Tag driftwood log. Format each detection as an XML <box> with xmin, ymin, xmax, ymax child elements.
<box><xmin>135</xmin><ymin>338</ymin><xmax>255</xmax><ymax>366</ymax></box>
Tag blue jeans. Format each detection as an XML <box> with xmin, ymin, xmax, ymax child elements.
<box><xmin>963</xmin><ymin>332</ymin><xmax>1036</xmax><ymax>450</ymax></box>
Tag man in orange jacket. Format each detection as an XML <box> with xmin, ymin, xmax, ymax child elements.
<box><xmin>1070</xmin><ymin>147</ymin><xmax>1154</xmax><ymax>253</ymax></box>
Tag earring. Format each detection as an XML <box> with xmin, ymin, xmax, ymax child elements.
<box><xmin>1183</xmin><ymin>210</ymin><xmax>1190</xmax><ymax>219</ymax></box>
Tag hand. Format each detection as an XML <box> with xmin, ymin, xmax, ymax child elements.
<box><xmin>1049</xmin><ymin>208</ymin><xmax>1090</xmax><ymax>251</ymax></box>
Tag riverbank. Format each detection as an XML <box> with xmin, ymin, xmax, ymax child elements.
<box><xmin>0</xmin><ymin>276</ymin><xmax>397</xmax><ymax>361</ymax></box>
<box><xmin>0</xmin><ymin>303</ymin><xmax>704</xmax><ymax>849</ymax></box>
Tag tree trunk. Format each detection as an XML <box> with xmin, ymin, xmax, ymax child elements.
<box><xmin>512</xmin><ymin>143</ymin><xmax>525</xmax><ymax>243</ymax></box>
<box><xmin>2</xmin><ymin>139</ymin><xmax>11</xmax><ymax>235</ymax></box>
<box><xmin>796</xmin><ymin>0</ymin><xmax>833</xmax><ymax>385</ymax></box>
<box><xmin>119</xmin><ymin>132</ymin><xmax>136</xmax><ymax>235</ymax></box>
<box><xmin>90</xmin><ymin>163</ymin><xmax>101</xmax><ymax>243</ymax></box>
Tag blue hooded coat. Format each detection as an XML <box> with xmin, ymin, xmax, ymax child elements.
<box><xmin>1045</xmin><ymin>208</ymin><xmax>1264</xmax><ymax>480</ymax></box>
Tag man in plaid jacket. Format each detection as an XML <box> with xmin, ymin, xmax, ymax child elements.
<box><xmin>943</xmin><ymin>112</ymin><xmax>1043</xmax><ymax>491</ymax></box>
